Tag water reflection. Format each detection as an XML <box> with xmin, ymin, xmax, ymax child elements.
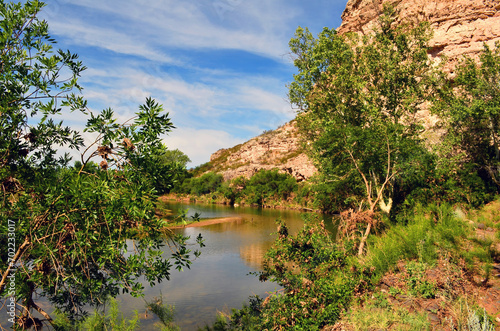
<box><xmin>136</xmin><ymin>202</ymin><xmax>331</xmax><ymax>330</ymax></box>
<box><xmin>0</xmin><ymin>202</ymin><xmax>331</xmax><ymax>331</ymax></box>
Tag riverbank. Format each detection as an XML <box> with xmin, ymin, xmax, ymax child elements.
<box><xmin>166</xmin><ymin>216</ymin><xmax>244</xmax><ymax>229</ymax></box>
<box><xmin>159</xmin><ymin>193</ymin><xmax>320</xmax><ymax>213</ymax></box>
<box><xmin>201</xmin><ymin>199</ymin><xmax>500</xmax><ymax>330</ymax></box>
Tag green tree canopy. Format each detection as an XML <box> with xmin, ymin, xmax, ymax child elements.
<box><xmin>242</xmin><ymin>169</ymin><xmax>298</xmax><ymax>206</ymax></box>
<box><xmin>0</xmin><ymin>1</ymin><xmax>202</xmax><ymax>328</ymax></box>
<box><xmin>288</xmin><ymin>7</ymin><xmax>436</xmax><ymax>254</ymax></box>
<box><xmin>160</xmin><ymin>148</ymin><xmax>191</xmax><ymax>168</ymax></box>
<box><xmin>435</xmin><ymin>42</ymin><xmax>500</xmax><ymax>190</ymax></box>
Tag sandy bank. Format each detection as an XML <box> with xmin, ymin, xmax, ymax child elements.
<box><xmin>167</xmin><ymin>216</ymin><xmax>243</xmax><ymax>229</ymax></box>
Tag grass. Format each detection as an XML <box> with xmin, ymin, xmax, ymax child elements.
<box><xmin>366</xmin><ymin>203</ymin><xmax>470</xmax><ymax>281</ymax></box>
<box><xmin>468</xmin><ymin>198</ymin><xmax>500</xmax><ymax>228</ymax></box>
<box><xmin>345</xmin><ymin>296</ymin><xmax>431</xmax><ymax>331</ymax></box>
<box><xmin>447</xmin><ymin>299</ymin><xmax>497</xmax><ymax>331</ymax></box>
<box><xmin>350</xmin><ymin>200</ymin><xmax>500</xmax><ymax>330</ymax></box>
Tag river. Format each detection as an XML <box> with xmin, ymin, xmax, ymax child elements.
<box><xmin>117</xmin><ymin>201</ymin><xmax>335</xmax><ymax>330</ymax></box>
<box><xmin>0</xmin><ymin>202</ymin><xmax>333</xmax><ymax>330</ymax></box>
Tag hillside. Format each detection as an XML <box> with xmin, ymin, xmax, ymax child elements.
<box><xmin>338</xmin><ymin>0</ymin><xmax>500</xmax><ymax>70</ymax></box>
<box><xmin>203</xmin><ymin>0</ymin><xmax>500</xmax><ymax>182</ymax></box>
<box><xmin>204</xmin><ymin>120</ymin><xmax>317</xmax><ymax>181</ymax></box>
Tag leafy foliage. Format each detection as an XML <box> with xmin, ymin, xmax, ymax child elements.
<box><xmin>434</xmin><ymin>42</ymin><xmax>500</xmax><ymax>196</ymax></box>
<box><xmin>176</xmin><ymin>171</ymin><xmax>224</xmax><ymax>196</ymax></box>
<box><xmin>289</xmin><ymin>7</ymin><xmax>436</xmax><ymax>218</ymax></box>
<box><xmin>203</xmin><ymin>218</ymin><xmax>359</xmax><ymax>330</ymax></box>
<box><xmin>174</xmin><ymin>169</ymin><xmax>299</xmax><ymax>208</ymax></box>
<box><xmin>0</xmin><ymin>2</ymin><xmax>202</xmax><ymax>328</ymax></box>
<box><xmin>256</xmin><ymin>217</ymin><xmax>357</xmax><ymax>329</ymax></box>
<box><xmin>241</xmin><ymin>169</ymin><xmax>297</xmax><ymax>206</ymax></box>
<box><xmin>295</xmin><ymin>174</ymin><xmax>363</xmax><ymax>213</ymax></box>
<box><xmin>159</xmin><ymin>148</ymin><xmax>191</xmax><ymax>168</ymax></box>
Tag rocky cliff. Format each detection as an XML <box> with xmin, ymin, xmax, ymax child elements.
<box><xmin>338</xmin><ymin>0</ymin><xmax>500</xmax><ymax>73</ymax></box>
<box><xmin>207</xmin><ymin>120</ymin><xmax>317</xmax><ymax>182</ymax></box>
<box><xmin>207</xmin><ymin>0</ymin><xmax>500</xmax><ymax>182</ymax></box>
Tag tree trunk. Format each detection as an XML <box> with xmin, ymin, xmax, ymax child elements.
<box><xmin>357</xmin><ymin>222</ymin><xmax>372</xmax><ymax>256</ymax></box>
<box><xmin>488</xmin><ymin>115</ymin><xmax>500</xmax><ymax>176</ymax></box>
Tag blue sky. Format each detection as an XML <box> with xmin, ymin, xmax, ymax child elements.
<box><xmin>40</xmin><ymin>0</ymin><xmax>348</xmax><ymax>167</ymax></box>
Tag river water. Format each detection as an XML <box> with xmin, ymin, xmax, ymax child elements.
<box><xmin>0</xmin><ymin>202</ymin><xmax>333</xmax><ymax>330</ymax></box>
<box><xmin>117</xmin><ymin>202</ymin><xmax>335</xmax><ymax>330</ymax></box>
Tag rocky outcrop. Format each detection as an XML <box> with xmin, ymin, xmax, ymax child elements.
<box><xmin>337</xmin><ymin>0</ymin><xmax>500</xmax><ymax>133</ymax></box>
<box><xmin>208</xmin><ymin>121</ymin><xmax>317</xmax><ymax>182</ymax></box>
<box><xmin>338</xmin><ymin>0</ymin><xmax>500</xmax><ymax>73</ymax></box>
<box><xmin>207</xmin><ymin>0</ymin><xmax>500</xmax><ymax>183</ymax></box>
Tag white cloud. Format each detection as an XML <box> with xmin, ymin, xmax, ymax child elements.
<box><xmin>79</xmin><ymin>62</ymin><xmax>293</xmax><ymax>129</ymax></box>
<box><xmin>48</xmin><ymin>19</ymin><xmax>175</xmax><ymax>63</ymax></box>
<box><xmin>39</xmin><ymin>0</ymin><xmax>349</xmax><ymax>167</ymax></box>
<box><xmin>236</xmin><ymin>85</ymin><xmax>291</xmax><ymax>113</ymax></box>
<box><xmin>164</xmin><ymin>128</ymin><xmax>244</xmax><ymax>167</ymax></box>
<box><xmin>46</xmin><ymin>0</ymin><xmax>297</xmax><ymax>60</ymax></box>
<box><xmin>80</xmin><ymin>65</ymin><xmax>227</xmax><ymax>122</ymax></box>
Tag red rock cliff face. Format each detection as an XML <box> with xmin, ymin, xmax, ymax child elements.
<box><xmin>338</xmin><ymin>0</ymin><xmax>500</xmax><ymax>72</ymax></box>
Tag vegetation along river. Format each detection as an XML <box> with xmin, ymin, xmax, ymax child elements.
<box><xmin>118</xmin><ymin>202</ymin><xmax>336</xmax><ymax>330</ymax></box>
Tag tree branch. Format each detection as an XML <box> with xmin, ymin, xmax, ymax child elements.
<box><xmin>0</xmin><ymin>237</ymin><xmax>30</xmax><ymax>294</ymax></box>
<box><xmin>345</xmin><ymin>142</ymin><xmax>373</xmax><ymax>207</ymax></box>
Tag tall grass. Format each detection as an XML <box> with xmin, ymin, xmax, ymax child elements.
<box><xmin>366</xmin><ymin>204</ymin><xmax>470</xmax><ymax>279</ymax></box>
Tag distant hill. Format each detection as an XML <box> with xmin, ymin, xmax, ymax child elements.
<box><xmin>200</xmin><ymin>120</ymin><xmax>317</xmax><ymax>182</ymax></box>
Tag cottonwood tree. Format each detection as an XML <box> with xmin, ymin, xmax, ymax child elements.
<box><xmin>288</xmin><ymin>7</ymin><xmax>435</xmax><ymax>254</ymax></box>
<box><xmin>436</xmin><ymin>42</ymin><xmax>500</xmax><ymax>190</ymax></box>
<box><xmin>0</xmin><ymin>1</ymin><xmax>202</xmax><ymax>329</ymax></box>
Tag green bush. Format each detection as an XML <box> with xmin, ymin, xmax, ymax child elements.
<box><xmin>176</xmin><ymin>172</ymin><xmax>223</xmax><ymax>196</ymax></box>
<box><xmin>217</xmin><ymin>176</ymin><xmax>248</xmax><ymax>205</ymax></box>
<box><xmin>203</xmin><ymin>217</ymin><xmax>358</xmax><ymax>330</ymax></box>
<box><xmin>242</xmin><ymin>169</ymin><xmax>298</xmax><ymax>206</ymax></box>
<box><xmin>257</xmin><ymin>217</ymin><xmax>356</xmax><ymax>329</ymax></box>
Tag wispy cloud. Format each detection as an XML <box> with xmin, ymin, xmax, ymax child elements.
<box><xmin>79</xmin><ymin>60</ymin><xmax>293</xmax><ymax>132</ymax></box>
<box><xmin>40</xmin><ymin>0</ymin><xmax>347</xmax><ymax>166</ymax></box>
<box><xmin>46</xmin><ymin>0</ymin><xmax>296</xmax><ymax>60</ymax></box>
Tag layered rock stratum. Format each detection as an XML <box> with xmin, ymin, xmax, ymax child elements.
<box><xmin>207</xmin><ymin>0</ymin><xmax>500</xmax><ymax>182</ymax></box>
<box><xmin>338</xmin><ymin>0</ymin><xmax>500</xmax><ymax>73</ymax></box>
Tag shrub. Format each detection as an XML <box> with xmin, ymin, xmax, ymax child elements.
<box><xmin>218</xmin><ymin>176</ymin><xmax>248</xmax><ymax>205</ymax></box>
<box><xmin>256</xmin><ymin>217</ymin><xmax>357</xmax><ymax>329</ymax></box>
<box><xmin>176</xmin><ymin>172</ymin><xmax>223</xmax><ymax>196</ymax></box>
<box><xmin>242</xmin><ymin>169</ymin><xmax>298</xmax><ymax>206</ymax></box>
